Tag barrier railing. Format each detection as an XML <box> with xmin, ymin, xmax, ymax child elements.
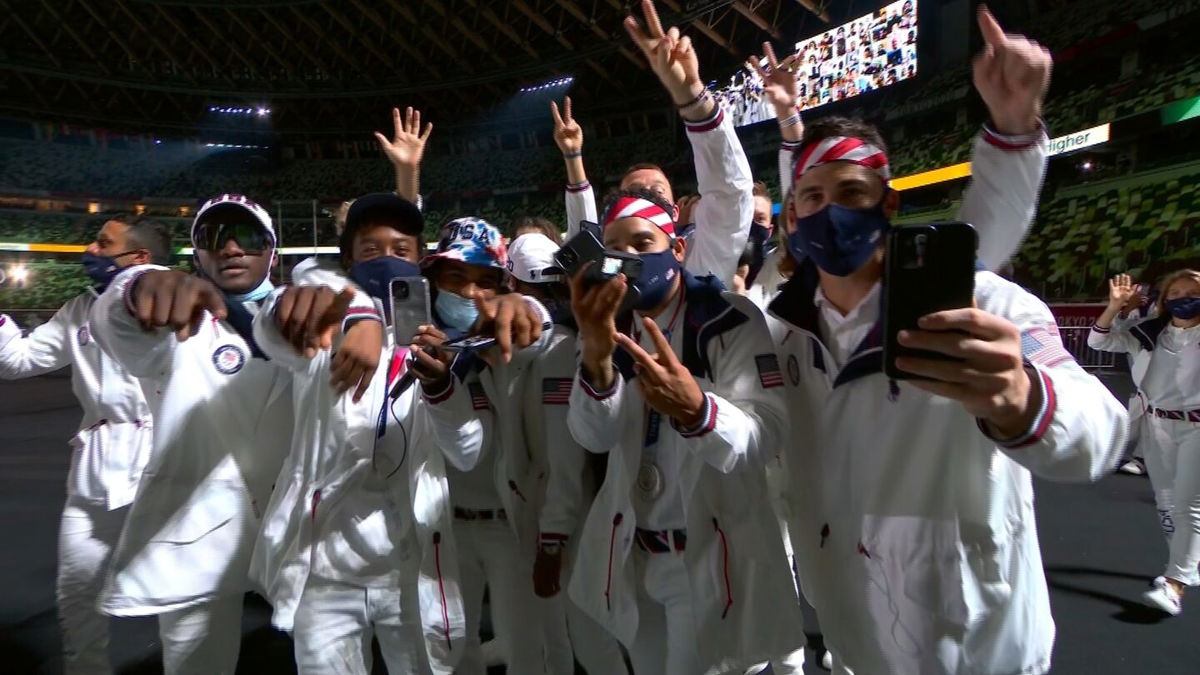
<box><xmin>1057</xmin><ymin>325</ymin><xmax>1118</xmax><ymax>371</ymax></box>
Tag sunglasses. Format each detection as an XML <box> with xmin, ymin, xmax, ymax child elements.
<box><xmin>194</xmin><ymin>221</ymin><xmax>271</xmax><ymax>255</ymax></box>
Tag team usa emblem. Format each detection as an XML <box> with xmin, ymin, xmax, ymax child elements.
<box><xmin>212</xmin><ymin>344</ymin><xmax>246</xmax><ymax>374</ymax></box>
<box><xmin>755</xmin><ymin>353</ymin><xmax>784</xmax><ymax>388</ymax></box>
<box><xmin>76</xmin><ymin>325</ymin><xmax>90</xmax><ymax>347</ymax></box>
<box><xmin>787</xmin><ymin>354</ymin><xmax>801</xmax><ymax>386</ymax></box>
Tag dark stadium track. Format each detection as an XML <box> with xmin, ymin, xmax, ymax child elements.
<box><xmin>2</xmin><ymin>373</ymin><xmax>1198</xmax><ymax>674</ymax></box>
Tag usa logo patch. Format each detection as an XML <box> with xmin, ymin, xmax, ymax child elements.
<box><xmin>1020</xmin><ymin>326</ymin><xmax>1073</xmax><ymax>368</ymax></box>
<box><xmin>542</xmin><ymin>378</ymin><xmax>572</xmax><ymax>405</ymax></box>
<box><xmin>76</xmin><ymin>325</ymin><xmax>90</xmax><ymax>347</ymax></box>
<box><xmin>787</xmin><ymin>354</ymin><xmax>801</xmax><ymax>385</ymax></box>
<box><xmin>212</xmin><ymin>344</ymin><xmax>246</xmax><ymax>375</ymax></box>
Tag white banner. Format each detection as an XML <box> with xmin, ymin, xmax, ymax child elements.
<box><xmin>1046</xmin><ymin>123</ymin><xmax>1110</xmax><ymax>157</ymax></box>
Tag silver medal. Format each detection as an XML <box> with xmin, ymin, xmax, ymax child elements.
<box><xmin>636</xmin><ymin>461</ymin><xmax>663</xmax><ymax>499</ymax></box>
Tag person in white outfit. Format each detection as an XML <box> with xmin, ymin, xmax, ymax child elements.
<box><xmin>765</xmin><ymin>13</ymin><xmax>1128</xmax><ymax>672</ymax></box>
<box><xmin>1088</xmin><ymin>270</ymin><xmax>1200</xmax><ymax>616</ymax></box>
<box><xmin>88</xmin><ymin>195</ymin><xmax>345</xmax><ymax>674</ymax></box>
<box><xmin>0</xmin><ymin>213</ymin><xmax>170</xmax><ymax>674</ymax></box>
<box><xmin>419</xmin><ymin>217</ymin><xmax>553</xmax><ymax>675</ymax></box>
<box><xmin>566</xmin><ymin>183</ymin><xmax>803</xmax><ymax>675</ymax></box>
<box><xmin>249</xmin><ymin>193</ymin><xmax>492</xmax><ymax>674</ymax></box>
<box><xmin>1108</xmin><ymin>281</ymin><xmax>1156</xmax><ymax>476</ymax></box>
<box><xmin>505</xmin><ymin>233</ymin><xmax>631</xmax><ymax>675</ymax></box>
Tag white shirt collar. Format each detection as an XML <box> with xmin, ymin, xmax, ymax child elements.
<box><xmin>814</xmin><ymin>282</ymin><xmax>881</xmax><ymax>327</ymax></box>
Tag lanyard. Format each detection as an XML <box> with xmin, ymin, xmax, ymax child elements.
<box><xmin>636</xmin><ymin>289</ymin><xmax>685</xmax><ymax>456</ymax></box>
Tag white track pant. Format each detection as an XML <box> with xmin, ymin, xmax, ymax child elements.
<box><xmin>292</xmin><ymin>577</ymin><xmax>426</xmax><ymax>675</ymax></box>
<box><xmin>157</xmin><ymin>593</ymin><xmax>244</xmax><ymax>675</ymax></box>
<box><xmin>454</xmin><ymin>519</ymin><xmax>543</xmax><ymax>675</ymax></box>
<box><xmin>57</xmin><ymin>498</ymin><xmax>127</xmax><ymax>675</ymax></box>
<box><xmin>628</xmin><ymin>549</ymin><xmax>701</xmax><ymax>675</ymax></box>
<box><xmin>1143</xmin><ymin>416</ymin><xmax>1200</xmax><ymax>585</ymax></box>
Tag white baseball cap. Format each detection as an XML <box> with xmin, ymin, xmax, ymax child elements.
<box><xmin>505</xmin><ymin>233</ymin><xmax>563</xmax><ymax>284</ymax></box>
<box><xmin>191</xmin><ymin>193</ymin><xmax>277</xmax><ymax>249</ymax></box>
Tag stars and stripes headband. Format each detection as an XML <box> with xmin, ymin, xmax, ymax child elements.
<box><xmin>602</xmin><ymin>196</ymin><xmax>676</xmax><ymax>238</ymax></box>
<box><xmin>794</xmin><ymin>136</ymin><xmax>891</xmax><ymax>184</ymax></box>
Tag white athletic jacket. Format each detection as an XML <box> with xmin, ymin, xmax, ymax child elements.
<box><xmin>89</xmin><ymin>264</ymin><xmax>294</xmax><ymax>615</ymax></box>
<box><xmin>567</xmin><ymin>275</ymin><xmax>804</xmax><ymax>674</ymax></box>
<box><xmin>1089</xmin><ymin>316</ymin><xmax>1200</xmax><ymax>411</ymax></box>
<box><xmin>248</xmin><ymin>268</ymin><xmax>480</xmax><ymax>673</ymax></box>
<box><xmin>753</xmin><ymin>125</ymin><xmax>1052</xmax><ymax>310</ymax></box>
<box><xmin>0</xmin><ymin>294</ymin><xmax>152</xmax><ymax>509</ymax></box>
<box><xmin>532</xmin><ymin>324</ymin><xmax>601</xmax><ymax>546</ymax></box>
<box><xmin>565</xmin><ymin>106</ymin><xmax>754</xmax><ymax>291</ymax></box>
<box><xmin>768</xmin><ymin>269</ymin><xmax>1127</xmax><ymax>675</ymax></box>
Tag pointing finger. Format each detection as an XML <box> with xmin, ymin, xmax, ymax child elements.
<box><xmin>563</xmin><ymin>95</ymin><xmax>573</xmax><ymax>122</ymax></box>
<box><xmin>977</xmin><ymin>5</ymin><xmax>1006</xmax><ymax>50</ymax></box>
<box><xmin>550</xmin><ymin>100</ymin><xmax>563</xmax><ymax>126</ymax></box>
<box><xmin>642</xmin><ymin>0</ymin><xmax>665</xmax><ymax>39</ymax></box>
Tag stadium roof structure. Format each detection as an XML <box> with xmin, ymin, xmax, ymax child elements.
<box><xmin>0</xmin><ymin>0</ymin><xmax>830</xmax><ymax>138</ymax></box>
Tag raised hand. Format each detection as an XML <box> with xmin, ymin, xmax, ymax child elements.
<box><xmin>973</xmin><ymin>6</ymin><xmax>1052</xmax><ymax>135</ymax></box>
<box><xmin>550</xmin><ymin>97</ymin><xmax>583</xmax><ymax>156</ymax></box>
<box><xmin>613</xmin><ymin>317</ymin><xmax>706</xmax><ymax>427</ymax></box>
<box><xmin>624</xmin><ymin>0</ymin><xmax>705</xmax><ymax>109</ymax></box>
<box><xmin>1108</xmin><ymin>273</ymin><xmax>1137</xmax><ymax>309</ymax></box>
<box><xmin>676</xmin><ymin>194</ymin><xmax>700</xmax><ymax>227</ymax></box>
<box><xmin>129</xmin><ymin>270</ymin><xmax>227</xmax><ymax>342</ymax></box>
<box><xmin>374</xmin><ymin>107</ymin><xmax>433</xmax><ymax>169</ymax></box>
<box><xmin>748</xmin><ymin>42</ymin><xmax>802</xmax><ymax>117</ymax></box>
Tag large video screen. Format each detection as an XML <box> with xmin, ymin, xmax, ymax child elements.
<box><xmin>715</xmin><ymin>0</ymin><xmax>918</xmax><ymax>127</ymax></box>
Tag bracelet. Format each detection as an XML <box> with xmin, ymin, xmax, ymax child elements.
<box><xmin>779</xmin><ymin>113</ymin><xmax>802</xmax><ymax>128</ymax></box>
<box><xmin>675</xmin><ymin>89</ymin><xmax>709</xmax><ymax>110</ymax></box>
<box><xmin>563</xmin><ymin>151</ymin><xmax>582</xmax><ymax>159</ymax></box>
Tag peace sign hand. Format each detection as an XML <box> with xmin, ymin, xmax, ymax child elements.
<box><xmin>973</xmin><ymin>6</ymin><xmax>1052</xmax><ymax>136</ymax></box>
<box><xmin>550</xmin><ymin>97</ymin><xmax>583</xmax><ymax>156</ymax></box>
<box><xmin>748</xmin><ymin>42</ymin><xmax>802</xmax><ymax>120</ymax></box>
<box><xmin>613</xmin><ymin>316</ymin><xmax>706</xmax><ymax>428</ymax></box>
<box><xmin>374</xmin><ymin>106</ymin><xmax>433</xmax><ymax>169</ymax></box>
<box><xmin>624</xmin><ymin>0</ymin><xmax>704</xmax><ymax>107</ymax></box>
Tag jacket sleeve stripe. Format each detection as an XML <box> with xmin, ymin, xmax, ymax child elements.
<box><xmin>577</xmin><ymin>368</ymin><xmax>617</xmax><ymax>401</ymax></box>
<box><xmin>978</xmin><ymin>366</ymin><xmax>1057</xmax><ymax>449</ymax></box>
<box><xmin>423</xmin><ymin>378</ymin><xmax>455</xmax><ymax>405</ymax></box>
<box><xmin>684</xmin><ymin>107</ymin><xmax>725</xmax><ymax>134</ymax></box>
<box><xmin>673</xmin><ymin>393</ymin><xmax>718</xmax><ymax>438</ymax></box>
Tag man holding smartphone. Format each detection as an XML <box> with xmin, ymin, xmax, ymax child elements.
<box><xmin>565</xmin><ymin>185</ymin><xmax>802</xmax><ymax>674</ymax></box>
<box><xmin>765</xmin><ymin>10</ymin><xmax>1129</xmax><ymax>673</ymax></box>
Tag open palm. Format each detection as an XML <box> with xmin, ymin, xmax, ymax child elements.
<box><xmin>374</xmin><ymin>106</ymin><xmax>432</xmax><ymax>168</ymax></box>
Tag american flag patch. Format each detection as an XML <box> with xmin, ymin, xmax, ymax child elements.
<box><xmin>1020</xmin><ymin>326</ymin><xmax>1074</xmax><ymax>368</ymax></box>
<box><xmin>468</xmin><ymin>382</ymin><xmax>490</xmax><ymax>410</ymax></box>
<box><xmin>542</xmin><ymin>378</ymin><xmax>572</xmax><ymax>405</ymax></box>
<box><xmin>755</xmin><ymin>354</ymin><xmax>784</xmax><ymax>388</ymax></box>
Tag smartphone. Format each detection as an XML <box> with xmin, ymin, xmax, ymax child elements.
<box><xmin>389</xmin><ymin>277</ymin><xmax>431</xmax><ymax>346</ymax></box>
<box><xmin>883</xmin><ymin>222</ymin><xmax>977</xmax><ymax>380</ymax></box>
<box><xmin>441</xmin><ymin>333</ymin><xmax>498</xmax><ymax>354</ymax></box>
<box><xmin>555</xmin><ymin>230</ymin><xmax>643</xmax><ymax>287</ymax></box>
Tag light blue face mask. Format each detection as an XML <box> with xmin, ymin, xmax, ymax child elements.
<box><xmin>435</xmin><ymin>288</ymin><xmax>479</xmax><ymax>332</ymax></box>
<box><xmin>226</xmin><ymin>277</ymin><xmax>274</xmax><ymax>303</ymax></box>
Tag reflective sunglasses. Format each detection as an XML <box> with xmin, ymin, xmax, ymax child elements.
<box><xmin>194</xmin><ymin>221</ymin><xmax>271</xmax><ymax>255</ymax></box>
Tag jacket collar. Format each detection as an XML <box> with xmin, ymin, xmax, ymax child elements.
<box><xmin>768</xmin><ymin>259</ymin><xmax>885</xmax><ymax>387</ymax></box>
<box><xmin>614</xmin><ymin>271</ymin><xmax>747</xmax><ymax>381</ymax></box>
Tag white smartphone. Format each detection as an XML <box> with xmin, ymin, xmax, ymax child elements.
<box><xmin>389</xmin><ymin>277</ymin><xmax>431</xmax><ymax>346</ymax></box>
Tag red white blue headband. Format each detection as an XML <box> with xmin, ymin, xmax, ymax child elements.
<box><xmin>794</xmin><ymin>136</ymin><xmax>891</xmax><ymax>184</ymax></box>
<box><xmin>603</xmin><ymin>196</ymin><xmax>676</xmax><ymax>237</ymax></box>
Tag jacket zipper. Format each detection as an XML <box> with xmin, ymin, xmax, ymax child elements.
<box><xmin>433</xmin><ymin>531</ymin><xmax>452</xmax><ymax>650</ymax></box>
<box><xmin>604</xmin><ymin>512</ymin><xmax>623</xmax><ymax>611</ymax></box>
<box><xmin>713</xmin><ymin>518</ymin><xmax>733</xmax><ymax>619</ymax></box>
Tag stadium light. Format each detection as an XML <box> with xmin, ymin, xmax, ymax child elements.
<box><xmin>519</xmin><ymin>76</ymin><xmax>574</xmax><ymax>93</ymax></box>
<box><xmin>9</xmin><ymin>264</ymin><xmax>29</xmax><ymax>286</ymax></box>
<box><xmin>208</xmin><ymin>105</ymin><xmax>271</xmax><ymax>116</ymax></box>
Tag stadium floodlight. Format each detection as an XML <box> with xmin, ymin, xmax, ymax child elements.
<box><xmin>9</xmin><ymin>264</ymin><xmax>29</xmax><ymax>286</ymax></box>
<box><xmin>519</xmin><ymin>76</ymin><xmax>574</xmax><ymax>93</ymax></box>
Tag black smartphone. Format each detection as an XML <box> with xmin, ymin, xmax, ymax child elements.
<box><xmin>555</xmin><ymin>229</ymin><xmax>643</xmax><ymax>287</ymax></box>
<box><xmin>883</xmin><ymin>222</ymin><xmax>977</xmax><ymax>380</ymax></box>
<box><xmin>389</xmin><ymin>277</ymin><xmax>432</xmax><ymax>346</ymax></box>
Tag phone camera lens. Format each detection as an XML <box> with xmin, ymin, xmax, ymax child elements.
<box><xmin>396</xmin><ymin>282</ymin><xmax>409</xmax><ymax>299</ymax></box>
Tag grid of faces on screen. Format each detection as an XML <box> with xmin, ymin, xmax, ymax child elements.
<box><xmin>715</xmin><ymin>0</ymin><xmax>918</xmax><ymax>127</ymax></box>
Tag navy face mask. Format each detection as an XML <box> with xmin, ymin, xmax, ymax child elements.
<box><xmin>349</xmin><ymin>256</ymin><xmax>421</xmax><ymax>321</ymax></box>
<box><xmin>1165</xmin><ymin>296</ymin><xmax>1200</xmax><ymax>321</ymax></box>
<box><xmin>786</xmin><ymin>198</ymin><xmax>890</xmax><ymax>277</ymax></box>
<box><xmin>632</xmin><ymin>249</ymin><xmax>682</xmax><ymax>312</ymax></box>
<box><xmin>81</xmin><ymin>251</ymin><xmax>138</xmax><ymax>291</ymax></box>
